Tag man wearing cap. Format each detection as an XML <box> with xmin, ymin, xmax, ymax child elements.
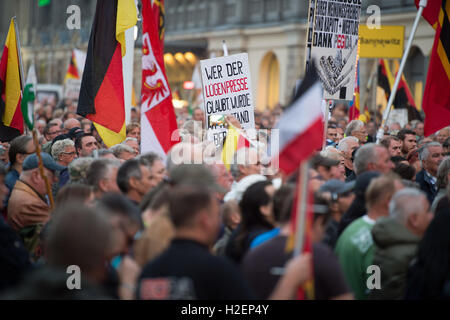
<box><xmin>312</xmin><ymin>154</ymin><xmax>345</xmax><ymax>182</ymax></box>
<box><xmin>7</xmin><ymin>153</ymin><xmax>64</xmax><ymax>231</ymax></box>
<box><xmin>319</xmin><ymin>179</ymin><xmax>356</xmax><ymax>248</ymax></box>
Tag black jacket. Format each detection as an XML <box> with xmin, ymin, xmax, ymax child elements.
<box><xmin>415</xmin><ymin>170</ymin><xmax>438</xmax><ymax>204</ymax></box>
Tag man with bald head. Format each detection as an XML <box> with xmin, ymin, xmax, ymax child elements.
<box><xmin>62</xmin><ymin>118</ymin><xmax>81</xmax><ymax>134</ymax></box>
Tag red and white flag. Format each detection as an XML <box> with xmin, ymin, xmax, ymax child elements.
<box><xmin>140</xmin><ymin>0</ymin><xmax>179</xmax><ymax>158</ymax></box>
<box><xmin>273</xmin><ymin>63</ymin><xmax>324</xmax><ymax>175</ymax></box>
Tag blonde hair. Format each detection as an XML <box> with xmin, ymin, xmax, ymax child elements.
<box><xmin>133</xmin><ymin>211</ymin><xmax>175</xmax><ymax>267</ymax></box>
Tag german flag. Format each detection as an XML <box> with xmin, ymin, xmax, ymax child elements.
<box><xmin>378</xmin><ymin>59</ymin><xmax>422</xmax><ymax>121</ymax></box>
<box><xmin>77</xmin><ymin>0</ymin><xmax>137</xmax><ymax>147</ymax></box>
<box><xmin>64</xmin><ymin>50</ymin><xmax>79</xmax><ymax>82</ymax></box>
<box><xmin>393</xmin><ymin>60</ymin><xmax>422</xmax><ymax>121</ymax></box>
<box><xmin>378</xmin><ymin>59</ymin><xmax>395</xmax><ymax>108</ymax></box>
<box><xmin>0</xmin><ymin>19</ymin><xmax>23</xmax><ymax>139</ymax></box>
<box><xmin>348</xmin><ymin>61</ymin><xmax>369</xmax><ymax>122</ymax></box>
<box><xmin>416</xmin><ymin>0</ymin><xmax>450</xmax><ymax>136</ymax></box>
<box><xmin>221</xmin><ymin>124</ymin><xmax>251</xmax><ymax>170</ymax></box>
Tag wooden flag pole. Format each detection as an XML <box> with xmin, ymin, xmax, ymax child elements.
<box><xmin>293</xmin><ymin>160</ymin><xmax>315</xmax><ymax>300</ymax></box>
<box><xmin>32</xmin><ymin>129</ymin><xmax>54</xmax><ymax>209</ymax></box>
<box><xmin>376</xmin><ymin>0</ymin><xmax>428</xmax><ymax>143</ymax></box>
<box><xmin>14</xmin><ymin>17</ymin><xmax>53</xmax><ymax>207</ymax></box>
<box><xmin>293</xmin><ymin>161</ymin><xmax>309</xmax><ymax>257</ymax></box>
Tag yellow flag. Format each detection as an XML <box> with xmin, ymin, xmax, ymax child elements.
<box><xmin>116</xmin><ymin>0</ymin><xmax>138</xmax><ymax>57</ymax></box>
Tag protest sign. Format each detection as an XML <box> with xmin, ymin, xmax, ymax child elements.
<box><xmin>359</xmin><ymin>25</ymin><xmax>405</xmax><ymax>59</ymax></box>
<box><xmin>387</xmin><ymin>109</ymin><xmax>408</xmax><ymax>129</ymax></box>
<box><xmin>200</xmin><ymin>53</ymin><xmax>255</xmax><ymax>148</ymax></box>
<box><xmin>64</xmin><ymin>78</ymin><xmax>82</xmax><ymax>100</ymax></box>
<box><xmin>311</xmin><ymin>0</ymin><xmax>362</xmax><ymax>101</ymax></box>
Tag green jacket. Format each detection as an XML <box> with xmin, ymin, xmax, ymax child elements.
<box><xmin>335</xmin><ymin>216</ymin><xmax>375</xmax><ymax>300</ymax></box>
<box><xmin>368</xmin><ymin>217</ymin><xmax>420</xmax><ymax>300</ymax></box>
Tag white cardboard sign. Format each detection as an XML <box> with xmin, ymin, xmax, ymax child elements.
<box><xmin>200</xmin><ymin>53</ymin><xmax>255</xmax><ymax>148</ymax></box>
<box><xmin>311</xmin><ymin>0</ymin><xmax>362</xmax><ymax>101</ymax></box>
<box><xmin>64</xmin><ymin>79</ymin><xmax>82</xmax><ymax>100</ymax></box>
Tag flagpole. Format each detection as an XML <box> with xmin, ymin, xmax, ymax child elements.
<box><xmin>293</xmin><ymin>161</ymin><xmax>309</xmax><ymax>257</ymax></box>
<box><xmin>376</xmin><ymin>0</ymin><xmax>428</xmax><ymax>143</ymax></box>
<box><xmin>222</xmin><ymin>40</ymin><xmax>228</xmax><ymax>57</ymax></box>
<box><xmin>225</xmin><ymin>119</ymin><xmax>259</xmax><ymax>150</ymax></box>
<box><xmin>14</xmin><ymin>16</ymin><xmax>54</xmax><ymax>209</ymax></box>
<box><xmin>32</xmin><ymin>129</ymin><xmax>54</xmax><ymax>209</ymax></box>
<box><xmin>13</xmin><ymin>17</ymin><xmax>25</xmax><ymax>90</ymax></box>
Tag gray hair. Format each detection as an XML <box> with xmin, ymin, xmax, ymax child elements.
<box><xmin>389</xmin><ymin>188</ymin><xmax>427</xmax><ymax>225</ymax></box>
<box><xmin>410</xmin><ymin>120</ymin><xmax>422</xmax><ymax>130</ymax></box>
<box><xmin>69</xmin><ymin>157</ymin><xmax>95</xmax><ymax>184</ymax></box>
<box><xmin>97</xmin><ymin>149</ymin><xmax>114</xmax><ymax>157</ymax></box>
<box><xmin>354</xmin><ymin>143</ymin><xmax>379</xmax><ymax>175</ymax></box>
<box><xmin>117</xmin><ymin>158</ymin><xmax>147</xmax><ymax>193</ymax></box>
<box><xmin>86</xmin><ymin>158</ymin><xmax>121</xmax><ymax>190</ymax></box>
<box><xmin>419</xmin><ymin>142</ymin><xmax>442</xmax><ymax>161</ymax></box>
<box><xmin>166</xmin><ymin>142</ymin><xmax>203</xmax><ymax>172</ymax></box>
<box><xmin>124</xmin><ymin>137</ymin><xmax>138</xmax><ymax>144</ymax></box>
<box><xmin>337</xmin><ymin>136</ymin><xmax>358</xmax><ymax>152</ymax></box>
<box><xmin>320</xmin><ymin>146</ymin><xmax>341</xmax><ymax>160</ymax></box>
<box><xmin>110</xmin><ymin>143</ymin><xmax>135</xmax><ymax>158</ymax></box>
<box><xmin>139</xmin><ymin>152</ymin><xmax>162</xmax><ymax>167</ymax></box>
<box><xmin>437</xmin><ymin>156</ymin><xmax>450</xmax><ymax>189</ymax></box>
<box><xmin>229</xmin><ymin>148</ymin><xmax>258</xmax><ymax>180</ymax></box>
<box><xmin>51</xmin><ymin>139</ymin><xmax>75</xmax><ymax>160</ymax></box>
<box><xmin>345</xmin><ymin>120</ymin><xmax>364</xmax><ymax>137</ymax></box>
<box><xmin>181</xmin><ymin>120</ymin><xmax>204</xmax><ymax>141</ymax></box>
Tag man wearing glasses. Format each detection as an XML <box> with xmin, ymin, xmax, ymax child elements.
<box><xmin>43</xmin><ymin>122</ymin><xmax>62</xmax><ymax>143</ymax></box>
<box><xmin>345</xmin><ymin>120</ymin><xmax>368</xmax><ymax>145</ymax></box>
<box><xmin>51</xmin><ymin>139</ymin><xmax>78</xmax><ymax>189</ymax></box>
<box><xmin>41</xmin><ymin>121</ymin><xmax>63</xmax><ymax>154</ymax></box>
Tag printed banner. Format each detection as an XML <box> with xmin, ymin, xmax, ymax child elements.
<box><xmin>64</xmin><ymin>78</ymin><xmax>82</xmax><ymax>100</ymax></box>
<box><xmin>310</xmin><ymin>0</ymin><xmax>362</xmax><ymax>101</ymax></box>
<box><xmin>200</xmin><ymin>53</ymin><xmax>255</xmax><ymax>148</ymax></box>
<box><xmin>359</xmin><ymin>25</ymin><xmax>405</xmax><ymax>59</ymax></box>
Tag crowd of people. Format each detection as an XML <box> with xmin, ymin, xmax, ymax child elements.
<box><xmin>0</xmin><ymin>96</ymin><xmax>449</xmax><ymax>300</ymax></box>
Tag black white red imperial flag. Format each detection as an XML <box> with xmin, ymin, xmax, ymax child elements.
<box><xmin>273</xmin><ymin>62</ymin><xmax>324</xmax><ymax>175</ymax></box>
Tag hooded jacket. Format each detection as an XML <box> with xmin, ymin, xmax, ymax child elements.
<box><xmin>368</xmin><ymin>217</ymin><xmax>420</xmax><ymax>300</ymax></box>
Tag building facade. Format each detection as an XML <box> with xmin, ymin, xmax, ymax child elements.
<box><xmin>0</xmin><ymin>0</ymin><xmax>435</xmax><ymax>112</ymax></box>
